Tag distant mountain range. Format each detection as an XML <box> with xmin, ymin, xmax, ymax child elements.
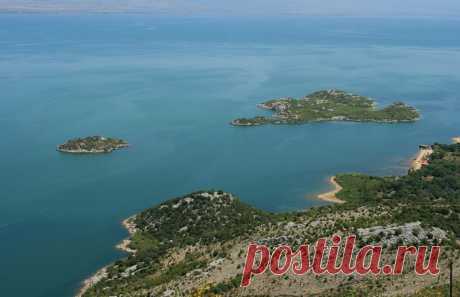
<box><xmin>1</xmin><ymin>0</ymin><xmax>460</xmax><ymax>17</ymax></box>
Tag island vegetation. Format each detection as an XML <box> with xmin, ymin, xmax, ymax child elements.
<box><xmin>57</xmin><ymin>136</ymin><xmax>128</xmax><ymax>154</ymax></box>
<box><xmin>80</xmin><ymin>142</ymin><xmax>460</xmax><ymax>297</ymax></box>
<box><xmin>232</xmin><ymin>90</ymin><xmax>419</xmax><ymax>126</ymax></box>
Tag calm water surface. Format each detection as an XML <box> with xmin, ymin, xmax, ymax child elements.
<box><xmin>1</xmin><ymin>14</ymin><xmax>460</xmax><ymax>297</ymax></box>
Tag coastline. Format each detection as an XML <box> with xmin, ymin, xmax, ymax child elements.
<box><xmin>115</xmin><ymin>216</ymin><xmax>138</xmax><ymax>254</ymax></box>
<box><xmin>57</xmin><ymin>144</ymin><xmax>129</xmax><ymax>154</ymax></box>
<box><xmin>75</xmin><ymin>266</ymin><xmax>108</xmax><ymax>297</ymax></box>
<box><xmin>75</xmin><ymin>139</ymin><xmax>458</xmax><ymax>296</ymax></box>
<box><xmin>231</xmin><ymin>117</ymin><xmax>419</xmax><ymax>126</ymax></box>
<box><xmin>410</xmin><ymin>137</ymin><xmax>460</xmax><ymax>171</ymax></box>
<box><xmin>316</xmin><ymin>176</ymin><xmax>345</xmax><ymax>204</ymax></box>
<box><xmin>75</xmin><ymin>216</ymin><xmax>137</xmax><ymax>297</ymax></box>
<box><xmin>74</xmin><ymin>138</ymin><xmax>456</xmax><ymax>297</ymax></box>
<box><xmin>410</xmin><ymin>147</ymin><xmax>433</xmax><ymax>171</ymax></box>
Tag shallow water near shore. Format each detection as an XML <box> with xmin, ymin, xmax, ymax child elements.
<box><xmin>1</xmin><ymin>14</ymin><xmax>460</xmax><ymax>297</ymax></box>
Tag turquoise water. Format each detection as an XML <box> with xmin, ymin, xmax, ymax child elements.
<box><xmin>1</xmin><ymin>14</ymin><xmax>460</xmax><ymax>297</ymax></box>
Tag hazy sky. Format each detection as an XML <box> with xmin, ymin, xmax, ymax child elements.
<box><xmin>1</xmin><ymin>0</ymin><xmax>460</xmax><ymax>16</ymax></box>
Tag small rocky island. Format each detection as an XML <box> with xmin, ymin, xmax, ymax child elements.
<box><xmin>232</xmin><ymin>89</ymin><xmax>420</xmax><ymax>126</ymax></box>
<box><xmin>57</xmin><ymin>136</ymin><xmax>128</xmax><ymax>154</ymax></box>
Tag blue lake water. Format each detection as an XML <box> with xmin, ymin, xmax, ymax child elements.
<box><xmin>1</xmin><ymin>14</ymin><xmax>460</xmax><ymax>297</ymax></box>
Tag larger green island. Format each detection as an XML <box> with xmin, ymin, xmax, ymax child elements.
<box><xmin>231</xmin><ymin>90</ymin><xmax>419</xmax><ymax>126</ymax></box>
<box><xmin>57</xmin><ymin>136</ymin><xmax>128</xmax><ymax>154</ymax></box>
<box><xmin>79</xmin><ymin>141</ymin><xmax>460</xmax><ymax>297</ymax></box>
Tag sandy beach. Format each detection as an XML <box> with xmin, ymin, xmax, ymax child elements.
<box><xmin>316</xmin><ymin>176</ymin><xmax>345</xmax><ymax>204</ymax></box>
<box><xmin>453</xmin><ymin>137</ymin><xmax>460</xmax><ymax>144</ymax></box>
<box><xmin>411</xmin><ymin>147</ymin><xmax>433</xmax><ymax>171</ymax></box>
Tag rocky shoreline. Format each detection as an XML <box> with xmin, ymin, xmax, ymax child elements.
<box><xmin>75</xmin><ymin>266</ymin><xmax>109</xmax><ymax>297</ymax></box>
<box><xmin>75</xmin><ymin>216</ymin><xmax>137</xmax><ymax>297</ymax></box>
<box><xmin>57</xmin><ymin>146</ymin><xmax>129</xmax><ymax>154</ymax></box>
<box><xmin>231</xmin><ymin>116</ymin><xmax>420</xmax><ymax>126</ymax></box>
<box><xmin>115</xmin><ymin>216</ymin><xmax>138</xmax><ymax>254</ymax></box>
<box><xmin>57</xmin><ymin>136</ymin><xmax>129</xmax><ymax>154</ymax></box>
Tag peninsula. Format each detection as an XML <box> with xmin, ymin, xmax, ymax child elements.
<box><xmin>231</xmin><ymin>89</ymin><xmax>419</xmax><ymax>126</ymax></box>
<box><xmin>57</xmin><ymin>136</ymin><xmax>128</xmax><ymax>154</ymax></box>
<box><xmin>79</xmin><ymin>142</ymin><xmax>460</xmax><ymax>297</ymax></box>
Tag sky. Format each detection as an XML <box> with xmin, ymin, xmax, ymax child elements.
<box><xmin>0</xmin><ymin>0</ymin><xmax>460</xmax><ymax>17</ymax></box>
